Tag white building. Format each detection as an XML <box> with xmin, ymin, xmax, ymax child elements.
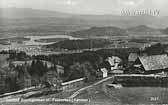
<box><xmin>100</xmin><ymin>68</ymin><xmax>108</xmax><ymax>78</ymax></box>
<box><xmin>105</xmin><ymin>56</ymin><xmax>122</xmax><ymax>70</ymax></box>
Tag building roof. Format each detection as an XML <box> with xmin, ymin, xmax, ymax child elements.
<box><xmin>100</xmin><ymin>68</ymin><xmax>108</xmax><ymax>73</ymax></box>
<box><xmin>12</xmin><ymin>60</ymin><xmax>53</xmax><ymax>68</ymax></box>
<box><xmin>109</xmin><ymin>70</ymin><xmax>124</xmax><ymax>74</ymax></box>
<box><xmin>99</xmin><ymin>61</ymin><xmax>111</xmax><ymax>69</ymax></box>
<box><xmin>128</xmin><ymin>53</ymin><xmax>139</xmax><ymax>62</ymax></box>
<box><xmin>106</xmin><ymin>56</ymin><xmax>122</xmax><ymax>66</ymax></box>
<box><xmin>61</xmin><ymin>78</ymin><xmax>85</xmax><ymax>86</ymax></box>
<box><xmin>56</xmin><ymin>65</ymin><xmax>64</xmax><ymax>69</ymax></box>
<box><xmin>138</xmin><ymin>54</ymin><xmax>168</xmax><ymax>71</ymax></box>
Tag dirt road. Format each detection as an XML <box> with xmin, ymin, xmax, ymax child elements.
<box><xmin>68</xmin><ymin>76</ymin><xmax>114</xmax><ymax>99</ymax></box>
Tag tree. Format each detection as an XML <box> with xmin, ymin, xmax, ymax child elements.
<box><xmin>5</xmin><ymin>72</ymin><xmax>19</xmax><ymax>92</ymax></box>
<box><xmin>68</xmin><ymin>62</ymin><xmax>96</xmax><ymax>82</ymax></box>
<box><xmin>68</xmin><ymin>62</ymin><xmax>84</xmax><ymax>80</ymax></box>
<box><xmin>81</xmin><ymin>62</ymin><xmax>96</xmax><ymax>82</ymax></box>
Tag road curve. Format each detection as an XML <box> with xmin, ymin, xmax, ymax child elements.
<box><xmin>68</xmin><ymin>76</ymin><xmax>114</xmax><ymax>99</ymax></box>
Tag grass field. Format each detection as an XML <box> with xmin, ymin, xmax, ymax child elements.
<box><xmin>1</xmin><ymin>80</ymin><xmax>168</xmax><ymax>105</ymax></box>
<box><xmin>76</xmin><ymin>81</ymin><xmax>168</xmax><ymax>105</ymax></box>
<box><xmin>106</xmin><ymin>87</ymin><xmax>168</xmax><ymax>104</ymax></box>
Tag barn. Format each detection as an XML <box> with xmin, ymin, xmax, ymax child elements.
<box><xmin>133</xmin><ymin>54</ymin><xmax>168</xmax><ymax>74</ymax></box>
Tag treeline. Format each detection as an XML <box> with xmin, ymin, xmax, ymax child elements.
<box><xmin>1</xmin><ymin>60</ymin><xmax>61</xmax><ymax>94</ymax></box>
<box><xmin>33</xmin><ymin>48</ymin><xmax>139</xmax><ymax>81</ymax></box>
<box><xmin>70</xmin><ymin>26</ymin><xmax>128</xmax><ymax>38</ymax></box>
<box><xmin>142</xmin><ymin>43</ymin><xmax>168</xmax><ymax>55</ymax></box>
<box><xmin>0</xmin><ymin>47</ymin><xmax>140</xmax><ymax>94</ymax></box>
<box><xmin>45</xmin><ymin>39</ymin><xmax>112</xmax><ymax>50</ymax></box>
<box><xmin>0</xmin><ymin>50</ymin><xmax>31</xmax><ymax>61</ymax></box>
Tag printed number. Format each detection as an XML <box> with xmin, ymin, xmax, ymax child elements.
<box><xmin>150</xmin><ymin>97</ymin><xmax>159</xmax><ymax>101</ymax></box>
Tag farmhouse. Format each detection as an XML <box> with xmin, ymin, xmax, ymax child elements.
<box><xmin>105</xmin><ymin>56</ymin><xmax>123</xmax><ymax>70</ymax></box>
<box><xmin>98</xmin><ymin>56</ymin><xmax>124</xmax><ymax>77</ymax></box>
<box><xmin>0</xmin><ymin>54</ymin><xmax>9</xmax><ymax>68</ymax></box>
<box><xmin>56</xmin><ymin>65</ymin><xmax>64</xmax><ymax>75</ymax></box>
<box><xmin>12</xmin><ymin>60</ymin><xmax>53</xmax><ymax>68</ymax></box>
<box><xmin>128</xmin><ymin>53</ymin><xmax>139</xmax><ymax>63</ymax></box>
<box><xmin>133</xmin><ymin>54</ymin><xmax>168</xmax><ymax>74</ymax></box>
<box><xmin>128</xmin><ymin>53</ymin><xmax>147</xmax><ymax>64</ymax></box>
<box><xmin>0</xmin><ymin>69</ymin><xmax>7</xmax><ymax>93</ymax></box>
<box><xmin>12</xmin><ymin>60</ymin><xmax>64</xmax><ymax>75</ymax></box>
<box><xmin>40</xmin><ymin>70</ymin><xmax>62</xmax><ymax>89</ymax></box>
<box><xmin>100</xmin><ymin>68</ymin><xmax>108</xmax><ymax>78</ymax></box>
<box><xmin>17</xmin><ymin>71</ymin><xmax>32</xmax><ymax>89</ymax></box>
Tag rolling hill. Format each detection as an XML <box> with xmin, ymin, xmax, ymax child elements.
<box><xmin>160</xmin><ymin>27</ymin><xmax>168</xmax><ymax>35</ymax></box>
<box><xmin>0</xmin><ymin>8</ymin><xmax>74</xmax><ymax>18</ymax></box>
<box><xmin>70</xmin><ymin>26</ymin><xmax>128</xmax><ymax>38</ymax></box>
<box><xmin>1</xmin><ymin>8</ymin><xmax>168</xmax><ymax>28</ymax></box>
<box><xmin>1</xmin><ymin>8</ymin><xmax>168</xmax><ymax>38</ymax></box>
<box><xmin>127</xmin><ymin>25</ymin><xmax>162</xmax><ymax>35</ymax></box>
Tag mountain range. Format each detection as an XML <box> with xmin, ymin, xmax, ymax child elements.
<box><xmin>0</xmin><ymin>8</ymin><xmax>74</xmax><ymax>18</ymax></box>
<box><xmin>0</xmin><ymin>8</ymin><xmax>168</xmax><ymax>28</ymax></box>
<box><xmin>70</xmin><ymin>25</ymin><xmax>165</xmax><ymax>38</ymax></box>
<box><xmin>127</xmin><ymin>25</ymin><xmax>162</xmax><ymax>35</ymax></box>
<box><xmin>70</xmin><ymin>26</ymin><xmax>128</xmax><ymax>38</ymax></box>
<box><xmin>0</xmin><ymin>8</ymin><xmax>168</xmax><ymax>38</ymax></box>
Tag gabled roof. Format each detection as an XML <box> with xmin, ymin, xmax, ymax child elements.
<box><xmin>106</xmin><ymin>56</ymin><xmax>122</xmax><ymax>66</ymax></box>
<box><xmin>128</xmin><ymin>53</ymin><xmax>139</xmax><ymax>62</ymax></box>
<box><xmin>61</xmin><ymin>78</ymin><xmax>85</xmax><ymax>86</ymax></box>
<box><xmin>101</xmin><ymin>68</ymin><xmax>108</xmax><ymax>73</ymax></box>
<box><xmin>138</xmin><ymin>54</ymin><xmax>168</xmax><ymax>71</ymax></box>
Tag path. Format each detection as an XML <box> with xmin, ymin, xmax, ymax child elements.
<box><xmin>68</xmin><ymin>76</ymin><xmax>114</xmax><ymax>99</ymax></box>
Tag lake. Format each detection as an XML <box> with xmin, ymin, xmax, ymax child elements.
<box><xmin>24</xmin><ymin>35</ymin><xmax>81</xmax><ymax>45</ymax></box>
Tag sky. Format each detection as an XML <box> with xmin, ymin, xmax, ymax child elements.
<box><xmin>0</xmin><ymin>0</ymin><xmax>168</xmax><ymax>15</ymax></box>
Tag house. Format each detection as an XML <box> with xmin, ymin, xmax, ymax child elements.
<box><xmin>12</xmin><ymin>61</ymin><xmax>32</xmax><ymax>66</ymax></box>
<box><xmin>128</xmin><ymin>53</ymin><xmax>139</xmax><ymax>63</ymax></box>
<box><xmin>45</xmin><ymin>70</ymin><xmax>58</xmax><ymax>84</ymax></box>
<box><xmin>98</xmin><ymin>56</ymin><xmax>124</xmax><ymax>76</ymax></box>
<box><xmin>133</xmin><ymin>54</ymin><xmax>168</xmax><ymax>74</ymax></box>
<box><xmin>0</xmin><ymin>54</ymin><xmax>9</xmax><ymax>68</ymax></box>
<box><xmin>56</xmin><ymin>65</ymin><xmax>64</xmax><ymax>75</ymax></box>
<box><xmin>109</xmin><ymin>69</ymin><xmax>124</xmax><ymax>74</ymax></box>
<box><xmin>105</xmin><ymin>56</ymin><xmax>123</xmax><ymax>70</ymax></box>
<box><xmin>100</xmin><ymin>68</ymin><xmax>108</xmax><ymax>78</ymax></box>
<box><xmin>41</xmin><ymin>70</ymin><xmax>62</xmax><ymax>88</ymax></box>
<box><xmin>0</xmin><ymin>69</ymin><xmax>8</xmax><ymax>93</ymax></box>
<box><xmin>17</xmin><ymin>72</ymin><xmax>32</xmax><ymax>89</ymax></box>
<box><xmin>128</xmin><ymin>53</ymin><xmax>147</xmax><ymax>64</ymax></box>
<box><xmin>0</xmin><ymin>54</ymin><xmax>9</xmax><ymax>61</ymax></box>
<box><xmin>12</xmin><ymin>60</ymin><xmax>53</xmax><ymax>68</ymax></box>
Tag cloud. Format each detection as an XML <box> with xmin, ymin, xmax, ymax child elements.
<box><xmin>118</xmin><ymin>0</ymin><xmax>144</xmax><ymax>6</ymax></box>
<box><xmin>1</xmin><ymin>0</ymin><xmax>167</xmax><ymax>16</ymax></box>
<box><xmin>66</xmin><ymin>0</ymin><xmax>79</xmax><ymax>5</ymax></box>
<box><xmin>128</xmin><ymin>1</ymin><xmax>135</xmax><ymax>5</ymax></box>
<box><xmin>54</xmin><ymin>0</ymin><xmax>82</xmax><ymax>6</ymax></box>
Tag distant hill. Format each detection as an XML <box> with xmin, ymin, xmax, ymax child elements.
<box><xmin>161</xmin><ymin>27</ymin><xmax>168</xmax><ymax>34</ymax></box>
<box><xmin>128</xmin><ymin>25</ymin><xmax>157</xmax><ymax>32</ymax></box>
<box><xmin>0</xmin><ymin>8</ymin><xmax>168</xmax><ymax>28</ymax></box>
<box><xmin>142</xmin><ymin>43</ymin><xmax>168</xmax><ymax>55</ymax></box>
<box><xmin>127</xmin><ymin>25</ymin><xmax>162</xmax><ymax>35</ymax></box>
<box><xmin>70</xmin><ymin>26</ymin><xmax>128</xmax><ymax>38</ymax></box>
<box><xmin>1</xmin><ymin>8</ymin><xmax>168</xmax><ymax>38</ymax></box>
<box><xmin>0</xmin><ymin>8</ymin><xmax>74</xmax><ymax>18</ymax></box>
